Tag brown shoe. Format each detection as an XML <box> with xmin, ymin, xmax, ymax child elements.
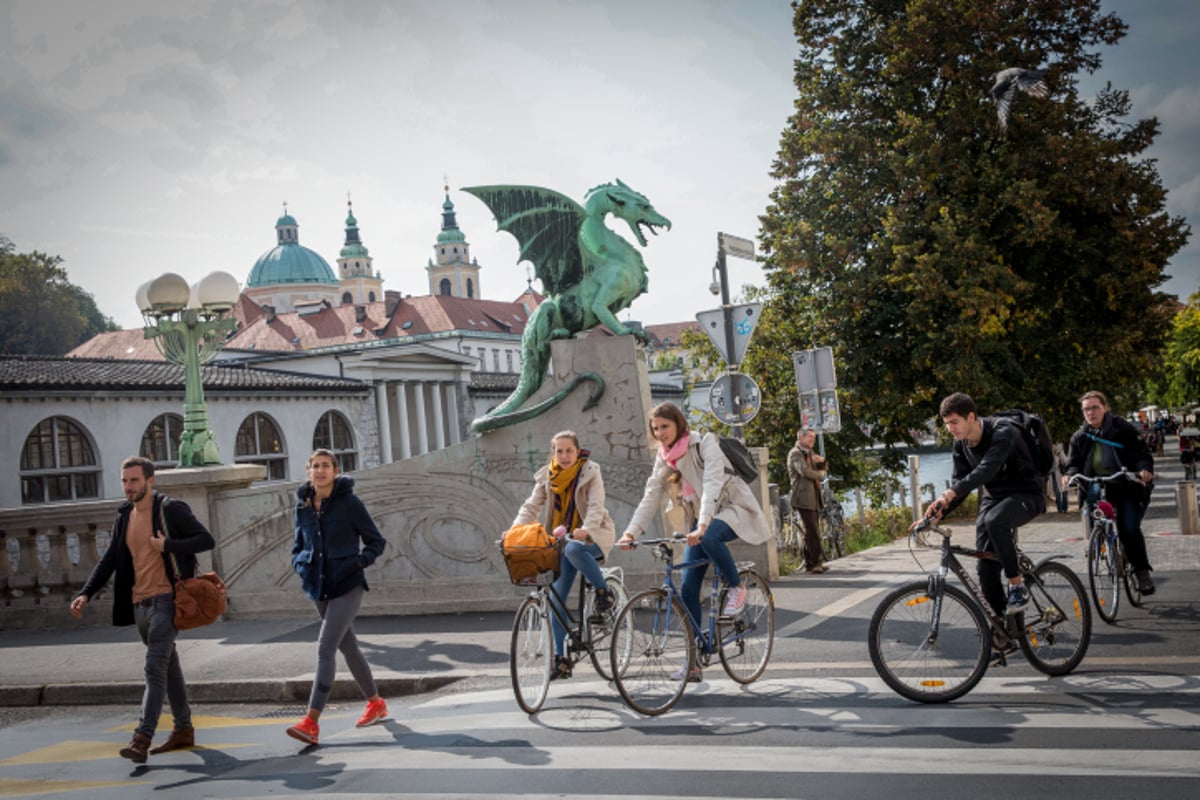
<box><xmin>149</xmin><ymin>726</ymin><xmax>194</xmax><ymax>754</ymax></box>
<box><xmin>119</xmin><ymin>733</ymin><xmax>152</xmax><ymax>763</ymax></box>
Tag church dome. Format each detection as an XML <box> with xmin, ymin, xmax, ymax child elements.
<box><xmin>248</xmin><ymin>212</ymin><xmax>338</xmax><ymax>288</ymax></box>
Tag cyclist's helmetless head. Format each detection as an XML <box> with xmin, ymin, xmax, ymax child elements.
<box><xmin>939</xmin><ymin>392</ymin><xmax>980</xmax><ymax>442</ymax></box>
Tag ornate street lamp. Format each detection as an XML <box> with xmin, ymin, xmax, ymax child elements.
<box><xmin>137</xmin><ymin>271</ymin><xmax>241</xmax><ymax>467</ymax></box>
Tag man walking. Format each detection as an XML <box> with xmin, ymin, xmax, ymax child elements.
<box><xmin>787</xmin><ymin>427</ymin><xmax>828</xmax><ymax>573</ymax></box>
<box><xmin>70</xmin><ymin>456</ymin><xmax>215</xmax><ymax>762</ymax></box>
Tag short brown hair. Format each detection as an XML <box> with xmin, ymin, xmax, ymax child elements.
<box><xmin>939</xmin><ymin>392</ymin><xmax>976</xmax><ymax>419</ymax></box>
<box><xmin>649</xmin><ymin>402</ymin><xmax>689</xmax><ymax>446</ymax></box>
<box><xmin>121</xmin><ymin>456</ymin><xmax>155</xmax><ymax>478</ymax></box>
<box><xmin>1079</xmin><ymin>390</ymin><xmax>1110</xmax><ymax>409</ymax></box>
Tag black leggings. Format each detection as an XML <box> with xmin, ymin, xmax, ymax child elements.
<box><xmin>976</xmin><ymin>493</ymin><xmax>1045</xmax><ymax>617</ymax></box>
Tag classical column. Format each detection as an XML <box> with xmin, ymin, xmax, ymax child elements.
<box><xmin>413</xmin><ymin>381</ymin><xmax>429</xmax><ymax>455</ymax></box>
<box><xmin>445</xmin><ymin>382</ymin><xmax>462</xmax><ymax>445</ymax></box>
<box><xmin>396</xmin><ymin>381</ymin><xmax>412</xmax><ymax>460</ymax></box>
<box><xmin>430</xmin><ymin>381</ymin><xmax>446</xmax><ymax>450</ymax></box>
<box><xmin>375</xmin><ymin>381</ymin><xmax>393</xmax><ymax>464</ymax></box>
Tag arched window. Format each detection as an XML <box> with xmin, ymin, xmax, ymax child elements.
<box><xmin>439</xmin><ymin>278</ymin><xmax>452</xmax><ymax>296</ymax></box>
<box><xmin>20</xmin><ymin>417</ymin><xmax>101</xmax><ymax>504</ymax></box>
<box><xmin>341</xmin><ymin>291</ymin><xmax>352</xmax><ymax>304</ymax></box>
<box><xmin>466</xmin><ymin>278</ymin><xmax>474</xmax><ymax>299</ymax></box>
<box><xmin>140</xmin><ymin>413</ymin><xmax>184</xmax><ymax>469</ymax></box>
<box><xmin>312</xmin><ymin>410</ymin><xmax>358</xmax><ymax>471</ymax></box>
<box><xmin>234</xmin><ymin>412</ymin><xmax>287</xmax><ymax>480</ymax></box>
<box><xmin>368</xmin><ymin>291</ymin><xmax>376</xmax><ymax>302</ymax></box>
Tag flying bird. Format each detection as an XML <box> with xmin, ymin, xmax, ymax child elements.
<box><xmin>990</xmin><ymin>67</ymin><xmax>1049</xmax><ymax>132</ymax></box>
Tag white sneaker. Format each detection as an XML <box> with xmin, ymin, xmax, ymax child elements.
<box><xmin>723</xmin><ymin>585</ymin><xmax>748</xmax><ymax>616</ymax></box>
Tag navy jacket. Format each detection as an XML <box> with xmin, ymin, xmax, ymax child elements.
<box><xmin>1064</xmin><ymin>412</ymin><xmax>1154</xmax><ymax>500</ymax></box>
<box><xmin>292</xmin><ymin>476</ymin><xmax>387</xmax><ymax>602</ymax></box>
<box><xmin>76</xmin><ymin>493</ymin><xmax>215</xmax><ymax>627</ymax></box>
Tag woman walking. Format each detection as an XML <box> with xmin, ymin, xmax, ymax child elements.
<box><xmin>286</xmin><ymin>449</ymin><xmax>388</xmax><ymax>745</ymax></box>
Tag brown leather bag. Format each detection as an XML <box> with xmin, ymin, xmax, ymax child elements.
<box><xmin>172</xmin><ymin>571</ymin><xmax>228</xmax><ymax>630</ymax></box>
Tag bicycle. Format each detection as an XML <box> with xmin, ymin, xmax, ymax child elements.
<box><xmin>1068</xmin><ymin>470</ymin><xmax>1145</xmax><ymax>623</ymax></box>
<box><xmin>868</xmin><ymin>518</ymin><xmax>1092</xmax><ymax>703</ymax></box>
<box><xmin>818</xmin><ymin>476</ymin><xmax>847</xmax><ymax>561</ymax></box>
<box><xmin>610</xmin><ymin>534</ymin><xmax>774</xmax><ymax>715</ymax></box>
<box><xmin>507</xmin><ymin>551</ymin><xmax>630</xmax><ymax>714</ymax></box>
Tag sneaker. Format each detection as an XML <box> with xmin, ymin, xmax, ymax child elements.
<box><xmin>671</xmin><ymin>664</ymin><xmax>703</xmax><ymax>683</ymax></box>
<box><xmin>1005</xmin><ymin>583</ymin><xmax>1030</xmax><ymax>615</ymax></box>
<box><xmin>286</xmin><ymin>716</ymin><xmax>320</xmax><ymax>746</ymax></box>
<box><xmin>723</xmin><ymin>585</ymin><xmax>749</xmax><ymax>616</ymax></box>
<box><xmin>1136</xmin><ymin>570</ymin><xmax>1156</xmax><ymax>596</ymax></box>
<box><xmin>550</xmin><ymin>655</ymin><xmax>573</xmax><ymax>681</ymax></box>
<box><xmin>119</xmin><ymin>733</ymin><xmax>151</xmax><ymax>763</ymax></box>
<box><xmin>592</xmin><ymin>585</ymin><xmax>614</xmax><ymax>614</ymax></box>
<box><xmin>356</xmin><ymin>698</ymin><xmax>388</xmax><ymax>728</ymax></box>
<box><xmin>149</xmin><ymin>726</ymin><xmax>194</xmax><ymax>754</ymax></box>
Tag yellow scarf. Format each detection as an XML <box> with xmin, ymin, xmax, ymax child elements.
<box><xmin>548</xmin><ymin>455</ymin><xmax>587</xmax><ymax>532</ymax></box>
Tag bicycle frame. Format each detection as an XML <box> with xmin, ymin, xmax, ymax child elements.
<box><xmin>527</xmin><ymin>563</ymin><xmax>622</xmax><ymax>659</ymax></box>
<box><xmin>646</xmin><ymin>540</ymin><xmax>754</xmax><ymax>659</ymax></box>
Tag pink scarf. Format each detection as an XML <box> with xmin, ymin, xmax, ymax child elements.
<box><xmin>659</xmin><ymin>435</ymin><xmax>698</xmax><ymax>500</ymax></box>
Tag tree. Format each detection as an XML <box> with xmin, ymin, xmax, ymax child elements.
<box><xmin>0</xmin><ymin>243</ymin><xmax>119</xmax><ymax>355</ymax></box>
<box><xmin>755</xmin><ymin>0</ymin><xmax>1190</xmax><ymax>452</ymax></box>
<box><xmin>1149</xmin><ymin>297</ymin><xmax>1200</xmax><ymax>409</ymax></box>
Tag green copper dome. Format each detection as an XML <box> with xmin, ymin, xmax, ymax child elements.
<box><xmin>437</xmin><ymin>190</ymin><xmax>467</xmax><ymax>244</ymax></box>
<box><xmin>340</xmin><ymin>206</ymin><xmax>370</xmax><ymax>258</ymax></box>
<box><xmin>248</xmin><ymin>213</ymin><xmax>338</xmax><ymax>288</ymax></box>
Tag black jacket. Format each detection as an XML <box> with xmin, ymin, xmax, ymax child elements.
<box><xmin>1064</xmin><ymin>412</ymin><xmax>1154</xmax><ymax>498</ymax></box>
<box><xmin>76</xmin><ymin>493</ymin><xmax>215</xmax><ymax>626</ymax></box>
<box><xmin>292</xmin><ymin>476</ymin><xmax>386</xmax><ymax>602</ymax></box>
<box><xmin>946</xmin><ymin>417</ymin><xmax>1044</xmax><ymax>513</ymax></box>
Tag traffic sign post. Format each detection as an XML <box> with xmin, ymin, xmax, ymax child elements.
<box><xmin>709</xmin><ymin>373</ymin><xmax>761</xmax><ymax>426</ymax></box>
<box><xmin>698</xmin><ymin>232</ymin><xmax>761</xmax><ymax>439</ymax></box>
<box><xmin>793</xmin><ymin>347</ymin><xmax>841</xmax><ymax>453</ymax></box>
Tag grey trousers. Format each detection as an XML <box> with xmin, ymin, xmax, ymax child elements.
<box><xmin>133</xmin><ymin>592</ymin><xmax>191</xmax><ymax>739</ymax></box>
<box><xmin>309</xmin><ymin>584</ymin><xmax>378</xmax><ymax>711</ymax></box>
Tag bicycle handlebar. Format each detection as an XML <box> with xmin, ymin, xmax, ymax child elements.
<box><xmin>1067</xmin><ymin>469</ymin><xmax>1142</xmax><ymax>489</ymax></box>
<box><xmin>623</xmin><ymin>533</ymin><xmax>687</xmax><ymax>549</ymax></box>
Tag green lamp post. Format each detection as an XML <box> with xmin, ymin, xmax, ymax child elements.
<box><xmin>137</xmin><ymin>271</ymin><xmax>240</xmax><ymax>467</ymax></box>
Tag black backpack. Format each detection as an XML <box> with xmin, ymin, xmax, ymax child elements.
<box><xmin>992</xmin><ymin>409</ymin><xmax>1055</xmax><ymax>479</ymax></box>
<box><xmin>692</xmin><ymin>434</ymin><xmax>760</xmax><ymax>484</ymax></box>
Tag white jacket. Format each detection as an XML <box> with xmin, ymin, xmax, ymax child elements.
<box><xmin>625</xmin><ymin>432</ymin><xmax>770</xmax><ymax>544</ymax></box>
<box><xmin>511</xmin><ymin>459</ymin><xmax>616</xmax><ymax>558</ymax></box>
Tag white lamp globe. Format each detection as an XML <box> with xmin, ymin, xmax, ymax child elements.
<box><xmin>196</xmin><ymin>271</ymin><xmax>240</xmax><ymax>313</ymax></box>
<box><xmin>145</xmin><ymin>273</ymin><xmax>191</xmax><ymax>314</ymax></box>
<box><xmin>135</xmin><ymin>281</ymin><xmax>153</xmax><ymax>313</ymax></box>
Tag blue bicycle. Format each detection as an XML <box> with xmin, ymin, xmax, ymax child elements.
<box><xmin>610</xmin><ymin>534</ymin><xmax>774</xmax><ymax>715</ymax></box>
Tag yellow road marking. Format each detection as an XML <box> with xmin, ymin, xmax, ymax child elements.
<box><xmin>0</xmin><ymin>777</ymin><xmax>150</xmax><ymax>797</ymax></box>
<box><xmin>106</xmin><ymin>712</ymin><xmax>316</xmax><ymax>733</ymax></box>
<box><xmin>0</xmin><ymin>740</ymin><xmax>252</xmax><ymax>766</ymax></box>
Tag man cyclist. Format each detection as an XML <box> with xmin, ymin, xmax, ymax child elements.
<box><xmin>913</xmin><ymin>393</ymin><xmax>1046</xmax><ymax>618</ymax></box>
<box><xmin>1062</xmin><ymin>390</ymin><xmax>1156</xmax><ymax>595</ymax></box>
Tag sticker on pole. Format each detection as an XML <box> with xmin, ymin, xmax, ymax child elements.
<box><xmin>709</xmin><ymin>373</ymin><xmax>761</xmax><ymax>425</ymax></box>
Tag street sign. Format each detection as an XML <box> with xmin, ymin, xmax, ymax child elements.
<box><xmin>709</xmin><ymin>373</ymin><xmax>761</xmax><ymax>425</ymax></box>
<box><xmin>792</xmin><ymin>346</ymin><xmax>837</xmax><ymax>393</ymax></box>
<box><xmin>799</xmin><ymin>388</ymin><xmax>841</xmax><ymax>433</ymax></box>
<box><xmin>696</xmin><ymin>302</ymin><xmax>762</xmax><ymax>364</ymax></box>
<box><xmin>718</xmin><ymin>232</ymin><xmax>756</xmax><ymax>261</ymax></box>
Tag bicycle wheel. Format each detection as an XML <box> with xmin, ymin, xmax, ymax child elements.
<box><xmin>1017</xmin><ymin>560</ymin><xmax>1092</xmax><ymax>676</ymax></box>
<box><xmin>509</xmin><ymin>595</ymin><xmax>553</xmax><ymax>714</ymax></box>
<box><xmin>868</xmin><ymin>581</ymin><xmax>990</xmax><ymax>703</ymax></box>
<box><xmin>586</xmin><ymin>577</ymin><xmax>630</xmax><ymax>680</ymax></box>
<box><xmin>1087</xmin><ymin>525</ymin><xmax>1120</xmax><ymax>624</ymax></box>
<box><xmin>610</xmin><ymin>589</ymin><xmax>694</xmax><ymax>716</ymax></box>
<box><xmin>1118</xmin><ymin>539</ymin><xmax>1144</xmax><ymax>607</ymax></box>
<box><xmin>718</xmin><ymin>568</ymin><xmax>775</xmax><ymax>683</ymax></box>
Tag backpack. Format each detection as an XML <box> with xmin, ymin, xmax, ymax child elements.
<box><xmin>695</xmin><ymin>435</ymin><xmax>759</xmax><ymax>484</ymax></box>
<box><xmin>992</xmin><ymin>409</ymin><xmax>1055</xmax><ymax>480</ymax></box>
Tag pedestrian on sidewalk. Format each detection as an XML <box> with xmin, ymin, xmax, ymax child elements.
<box><xmin>617</xmin><ymin>402</ymin><xmax>770</xmax><ymax>683</ymax></box>
<box><xmin>1062</xmin><ymin>391</ymin><xmax>1157</xmax><ymax>595</ymax></box>
<box><xmin>916</xmin><ymin>393</ymin><xmax>1045</xmax><ymax>620</ymax></box>
<box><xmin>511</xmin><ymin>430</ymin><xmax>616</xmax><ymax>680</ymax></box>
<box><xmin>787</xmin><ymin>427</ymin><xmax>828</xmax><ymax>573</ymax></box>
<box><xmin>69</xmin><ymin>456</ymin><xmax>215</xmax><ymax>763</ymax></box>
<box><xmin>286</xmin><ymin>449</ymin><xmax>389</xmax><ymax>746</ymax></box>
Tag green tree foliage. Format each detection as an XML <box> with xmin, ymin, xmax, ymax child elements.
<box><xmin>1150</xmin><ymin>297</ymin><xmax>1200</xmax><ymax>408</ymax></box>
<box><xmin>0</xmin><ymin>243</ymin><xmax>119</xmax><ymax>355</ymax></box>
<box><xmin>755</xmin><ymin>0</ymin><xmax>1190</xmax><ymax>452</ymax></box>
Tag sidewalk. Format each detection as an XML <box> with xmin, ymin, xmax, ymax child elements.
<box><xmin>3</xmin><ymin>460</ymin><xmax>1197</xmax><ymax>708</ymax></box>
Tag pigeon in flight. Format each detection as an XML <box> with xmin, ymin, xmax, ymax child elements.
<box><xmin>990</xmin><ymin>67</ymin><xmax>1049</xmax><ymax>132</ymax></box>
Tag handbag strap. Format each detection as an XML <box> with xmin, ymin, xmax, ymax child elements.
<box><xmin>158</xmin><ymin>499</ymin><xmax>183</xmax><ymax>584</ymax></box>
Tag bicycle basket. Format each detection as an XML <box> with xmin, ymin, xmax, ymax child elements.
<box><xmin>500</xmin><ymin>523</ymin><xmax>562</xmax><ymax>586</ymax></box>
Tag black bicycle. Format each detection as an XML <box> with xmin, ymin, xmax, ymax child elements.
<box><xmin>868</xmin><ymin>518</ymin><xmax>1092</xmax><ymax>703</ymax></box>
<box><xmin>1068</xmin><ymin>470</ymin><xmax>1145</xmax><ymax>623</ymax></box>
<box><xmin>818</xmin><ymin>475</ymin><xmax>847</xmax><ymax>561</ymax></box>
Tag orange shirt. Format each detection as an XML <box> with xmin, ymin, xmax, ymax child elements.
<box><xmin>126</xmin><ymin>506</ymin><xmax>172</xmax><ymax>603</ymax></box>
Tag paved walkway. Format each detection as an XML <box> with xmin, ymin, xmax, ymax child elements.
<box><xmin>3</xmin><ymin>452</ymin><xmax>1197</xmax><ymax>708</ymax></box>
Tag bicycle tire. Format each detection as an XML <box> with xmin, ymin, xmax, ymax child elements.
<box><xmin>586</xmin><ymin>577</ymin><xmax>630</xmax><ymax>680</ymax></box>
<box><xmin>868</xmin><ymin>581</ymin><xmax>990</xmax><ymax>703</ymax></box>
<box><xmin>1087</xmin><ymin>524</ymin><xmax>1120</xmax><ymax>624</ymax></box>
<box><xmin>610</xmin><ymin>588</ymin><xmax>693</xmax><ymax>716</ymax></box>
<box><xmin>510</xmin><ymin>595</ymin><xmax>553</xmax><ymax>714</ymax></box>
<box><xmin>717</xmin><ymin>568</ymin><xmax>775</xmax><ymax>683</ymax></box>
<box><xmin>1017</xmin><ymin>560</ymin><xmax>1092</xmax><ymax>676</ymax></box>
<box><xmin>1119</xmin><ymin>540</ymin><xmax>1144</xmax><ymax>607</ymax></box>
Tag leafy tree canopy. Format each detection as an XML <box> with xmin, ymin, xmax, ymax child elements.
<box><xmin>0</xmin><ymin>240</ymin><xmax>120</xmax><ymax>355</ymax></box>
<box><xmin>751</xmin><ymin>0</ymin><xmax>1189</xmax><ymax>469</ymax></box>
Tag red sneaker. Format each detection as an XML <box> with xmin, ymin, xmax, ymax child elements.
<box><xmin>356</xmin><ymin>698</ymin><xmax>388</xmax><ymax>728</ymax></box>
<box><xmin>286</xmin><ymin>716</ymin><xmax>319</xmax><ymax>745</ymax></box>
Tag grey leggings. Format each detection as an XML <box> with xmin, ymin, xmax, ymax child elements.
<box><xmin>309</xmin><ymin>584</ymin><xmax>377</xmax><ymax>711</ymax></box>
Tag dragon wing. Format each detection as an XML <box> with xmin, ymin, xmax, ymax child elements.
<box><xmin>462</xmin><ymin>185</ymin><xmax>586</xmax><ymax>294</ymax></box>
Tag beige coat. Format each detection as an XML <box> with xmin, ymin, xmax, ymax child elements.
<box><xmin>787</xmin><ymin>442</ymin><xmax>826</xmax><ymax>511</ymax></box>
<box><xmin>511</xmin><ymin>459</ymin><xmax>616</xmax><ymax>558</ymax></box>
<box><xmin>625</xmin><ymin>432</ymin><xmax>771</xmax><ymax>545</ymax></box>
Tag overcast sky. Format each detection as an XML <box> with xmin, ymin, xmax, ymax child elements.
<box><xmin>1</xmin><ymin>0</ymin><xmax>1196</xmax><ymax>333</ymax></box>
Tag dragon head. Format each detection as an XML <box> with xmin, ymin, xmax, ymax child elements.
<box><xmin>586</xmin><ymin>179</ymin><xmax>672</xmax><ymax>247</ymax></box>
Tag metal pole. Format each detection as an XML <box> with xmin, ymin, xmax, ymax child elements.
<box><xmin>717</xmin><ymin>238</ymin><xmax>743</xmax><ymax>440</ymax></box>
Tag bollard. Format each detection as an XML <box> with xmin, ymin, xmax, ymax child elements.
<box><xmin>1176</xmin><ymin>481</ymin><xmax>1200</xmax><ymax>535</ymax></box>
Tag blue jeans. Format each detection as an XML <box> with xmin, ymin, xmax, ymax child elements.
<box><xmin>133</xmin><ymin>592</ymin><xmax>191</xmax><ymax>739</ymax></box>
<box><xmin>681</xmin><ymin>518</ymin><xmax>741</xmax><ymax>629</ymax></box>
<box><xmin>549</xmin><ymin>539</ymin><xmax>607</xmax><ymax>657</ymax></box>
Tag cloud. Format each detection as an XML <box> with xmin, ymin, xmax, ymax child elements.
<box><xmin>1151</xmin><ymin>85</ymin><xmax>1200</xmax><ymax>130</ymax></box>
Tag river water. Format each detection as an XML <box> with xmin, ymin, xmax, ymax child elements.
<box><xmin>838</xmin><ymin>448</ymin><xmax>955</xmax><ymax>514</ymax></box>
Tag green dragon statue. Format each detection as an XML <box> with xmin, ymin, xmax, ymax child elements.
<box><xmin>464</xmin><ymin>180</ymin><xmax>671</xmax><ymax>433</ymax></box>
